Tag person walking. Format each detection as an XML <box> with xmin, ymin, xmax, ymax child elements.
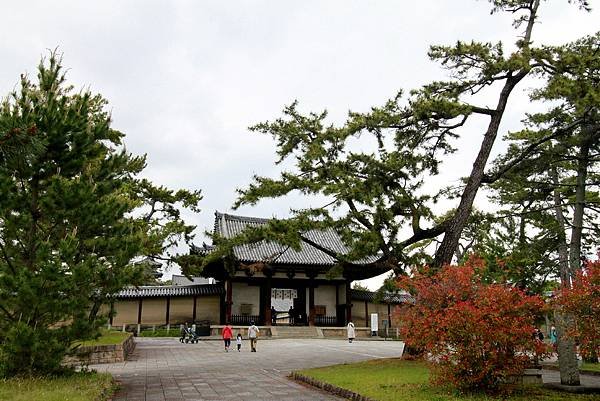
<box><xmin>248</xmin><ymin>321</ymin><xmax>260</xmax><ymax>352</ymax></box>
<box><xmin>271</xmin><ymin>306</ymin><xmax>277</xmax><ymax>325</ymax></box>
<box><xmin>179</xmin><ymin>322</ymin><xmax>188</xmax><ymax>343</ymax></box>
<box><xmin>222</xmin><ymin>323</ymin><xmax>233</xmax><ymax>352</ymax></box>
<box><xmin>550</xmin><ymin>325</ymin><xmax>558</xmax><ymax>351</ymax></box>
<box><xmin>347</xmin><ymin>321</ymin><xmax>355</xmax><ymax>343</ymax></box>
<box><xmin>236</xmin><ymin>333</ymin><xmax>243</xmax><ymax>352</ymax></box>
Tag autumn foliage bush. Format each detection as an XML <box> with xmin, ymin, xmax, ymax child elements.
<box><xmin>396</xmin><ymin>258</ymin><xmax>547</xmax><ymax>391</ymax></box>
<box><xmin>554</xmin><ymin>260</ymin><xmax>600</xmax><ymax>361</ymax></box>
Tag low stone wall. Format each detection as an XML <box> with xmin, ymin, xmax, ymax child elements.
<box><xmin>65</xmin><ymin>334</ymin><xmax>135</xmax><ymax>366</ymax></box>
<box><xmin>321</xmin><ymin>327</ymin><xmax>372</xmax><ymax>338</ymax></box>
<box><xmin>290</xmin><ymin>372</ymin><xmax>376</xmax><ymax>401</ymax></box>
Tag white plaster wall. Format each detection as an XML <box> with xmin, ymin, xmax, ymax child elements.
<box><xmin>314</xmin><ymin>285</ymin><xmax>336</xmax><ymax>316</ymax></box>
<box><xmin>231</xmin><ymin>282</ymin><xmax>260</xmax><ymax>316</ymax></box>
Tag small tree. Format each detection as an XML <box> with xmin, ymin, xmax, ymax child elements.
<box><xmin>397</xmin><ymin>258</ymin><xmax>546</xmax><ymax>391</ymax></box>
<box><xmin>555</xmin><ymin>260</ymin><xmax>600</xmax><ymax>363</ymax></box>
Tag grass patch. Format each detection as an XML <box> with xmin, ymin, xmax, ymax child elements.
<box><xmin>581</xmin><ymin>363</ymin><xmax>600</xmax><ymax>373</ymax></box>
<box><xmin>544</xmin><ymin>361</ymin><xmax>600</xmax><ymax>374</ymax></box>
<box><xmin>139</xmin><ymin>328</ymin><xmax>179</xmax><ymax>337</ymax></box>
<box><xmin>73</xmin><ymin>330</ymin><xmax>130</xmax><ymax>347</ymax></box>
<box><xmin>0</xmin><ymin>372</ymin><xmax>116</xmax><ymax>401</ymax></box>
<box><xmin>298</xmin><ymin>359</ymin><xmax>599</xmax><ymax>401</ymax></box>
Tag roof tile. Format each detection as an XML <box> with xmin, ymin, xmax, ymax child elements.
<box><xmin>212</xmin><ymin>212</ymin><xmax>380</xmax><ymax>266</ymax></box>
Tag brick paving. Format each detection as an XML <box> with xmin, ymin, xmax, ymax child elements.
<box><xmin>91</xmin><ymin>337</ymin><xmax>405</xmax><ymax>401</ymax></box>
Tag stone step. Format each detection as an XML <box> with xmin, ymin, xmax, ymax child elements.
<box><xmin>270</xmin><ymin>326</ymin><xmax>323</xmax><ymax>339</ymax></box>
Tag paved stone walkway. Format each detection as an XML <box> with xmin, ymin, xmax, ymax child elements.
<box><xmin>91</xmin><ymin>337</ymin><xmax>405</xmax><ymax>401</ymax></box>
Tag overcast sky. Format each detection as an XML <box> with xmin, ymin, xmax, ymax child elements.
<box><xmin>2</xmin><ymin>1</ymin><xmax>598</xmax><ymax>288</ymax></box>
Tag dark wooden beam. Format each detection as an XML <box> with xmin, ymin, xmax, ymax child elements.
<box><xmin>225</xmin><ymin>279</ymin><xmax>233</xmax><ymax>324</ymax></box>
<box><xmin>345</xmin><ymin>279</ymin><xmax>352</xmax><ymax>324</ymax></box>
<box><xmin>308</xmin><ymin>278</ymin><xmax>316</xmax><ymax>326</ymax></box>
<box><xmin>137</xmin><ymin>298</ymin><xmax>143</xmax><ymax>324</ymax></box>
<box><xmin>192</xmin><ymin>295</ymin><xmax>197</xmax><ymax>323</ymax></box>
<box><xmin>264</xmin><ymin>275</ymin><xmax>272</xmax><ymax>326</ymax></box>
<box><xmin>165</xmin><ymin>296</ymin><xmax>171</xmax><ymax>325</ymax></box>
<box><xmin>109</xmin><ymin>301</ymin><xmax>114</xmax><ymax>326</ymax></box>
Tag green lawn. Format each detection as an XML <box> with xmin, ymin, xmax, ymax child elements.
<box><xmin>0</xmin><ymin>372</ymin><xmax>116</xmax><ymax>401</ymax></box>
<box><xmin>544</xmin><ymin>361</ymin><xmax>600</xmax><ymax>374</ymax></box>
<box><xmin>139</xmin><ymin>328</ymin><xmax>179</xmax><ymax>337</ymax></box>
<box><xmin>581</xmin><ymin>363</ymin><xmax>600</xmax><ymax>373</ymax></box>
<box><xmin>73</xmin><ymin>330</ymin><xmax>130</xmax><ymax>347</ymax></box>
<box><xmin>298</xmin><ymin>359</ymin><xmax>599</xmax><ymax>401</ymax></box>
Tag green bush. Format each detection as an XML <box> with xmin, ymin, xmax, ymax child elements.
<box><xmin>0</xmin><ymin>323</ymin><xmax>70</xmax><ymax>377</ymax></box>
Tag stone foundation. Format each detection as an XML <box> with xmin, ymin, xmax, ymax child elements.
<box><xmin>321</xmin><ymin>326</ymin><xmax>372</xmax><ymax>338</ymax></box>
<box><xmin>64</xmin><ymin>334</ymin><xmax>135</xmax><ymax>365</ymax></box>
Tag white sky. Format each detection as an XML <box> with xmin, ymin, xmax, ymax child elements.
<box><xmin>1</xmin><ymin>1</ymin><xmax>598</xmax><ymax>289</ymax></box>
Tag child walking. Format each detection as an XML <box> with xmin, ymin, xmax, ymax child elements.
<box><xmin>236</xmin><ymin>333</ymin><xmax>242</xmax><ymax>352</ymax></box>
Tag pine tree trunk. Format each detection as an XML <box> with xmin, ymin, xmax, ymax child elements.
<box><xmin>570</xmin><ymin>129</ymin><xmax>594</xmax><ymax>365</ymax></box>
<box><xmin>433</xmin><ymin>77</ymin><xmax>522</xmax><ymax>267</ymax></box>
<box><xmin>551</xmin><ymin>166</ymin><xmax>581</xmax><ymax>386</ymax></box>
<box><xmin>555</xmin><ymin>311</ymin><xmax>581</xmax><ymax>385</ymax></box>
<box><xmin>568</xmin><ymin>129</ymin><xmax>591</xmax><ymax>277</ymax></box>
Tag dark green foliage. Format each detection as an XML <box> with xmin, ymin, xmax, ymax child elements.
<box><xmin>0</xmin><ymin>53</ymin><xmax>201</xmax><ymax>377</ymax></box>
<box><xmin>192</xmin><ymin>0</ymin><xmax>590</xmax><ymax>277</ymax></box>
<box><xmin>483</xmin><ymin>32</ymin><xmax>600</xmax><ymax>287</ymax></box>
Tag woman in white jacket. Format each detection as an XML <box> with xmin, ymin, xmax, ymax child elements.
<box><xmin>347</xmin><ymin>321</ymin><xmax>355</xmax><ymax>343</ymax></box>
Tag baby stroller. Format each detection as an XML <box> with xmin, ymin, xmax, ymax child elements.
<box><xmin>184</xmin><ymin>326</ymin><xmax>199</xmax><ymax>344</ymax></box>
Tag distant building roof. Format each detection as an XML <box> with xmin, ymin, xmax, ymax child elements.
<box><xmin>205</xmin><ymin>212</ymin><xmax>381</xmax><ymax>267</ymax></box>
<box><xmin>171</xmin><ymin>275</ymin><xmax>213</xmax><ymax>286</ymax></box>
<box><xmin>350</xmin><ymin>289</ymin><xmax>412</xmax><ymax>304</ymax></box>
<box><xmin>116</xmin><ymin>284</ymin><xmax>224</xmax><ymax>299</ymax></box>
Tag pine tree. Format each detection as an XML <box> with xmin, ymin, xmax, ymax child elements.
<box><xmin>485</xmin><ymin>32</ymin><xmax>600</xmax><ymax>386</ymax></box>
<box><xmin>0</xmin><ymin>53</ymin><xmax>201</xmax><ymax>377</ymax></box>
<box><xmin>209</xmin><ymin>0</ymin><xmax>591</xmax><ymax>274</ymax></box>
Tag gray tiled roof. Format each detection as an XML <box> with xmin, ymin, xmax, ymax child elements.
<box><xmin>350</xmin><ymin>289</ymin><xmax>412</xmax><ymax>304</ymax></box>
<box><xmin>116</xmin><ymin>284</ymin><xmax>224</xmax><ymax>299</ymax></box>
<box><xmin>213</xmin><ymin>212</ymin><xmax>381</xmax><ymax>266</ymax></box>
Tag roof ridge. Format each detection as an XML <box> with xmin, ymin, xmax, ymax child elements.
<box><xmin>128</xmin><ymin>283</ymin><xmax>219</xmax><ymax>289</ymax></box>
<box><xmin>216</xmin><ymin>211</ymin><xmax>278</xmax><ymax>223</ymax></box>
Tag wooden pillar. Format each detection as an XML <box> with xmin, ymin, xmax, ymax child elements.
<box><xmin>387</xmin><ymin>304</ymin><xmax>392</xmax><ymax>329</ymax></box>
<box><xmin>308</xmin><ymin>277</ymin><xmax>315</xmax><ymax>326</ymax></box>
<box><xmin>264</xmin><ymin>274</ymin><xmax>273</xmax><ymax>326</ymax></box>
<box><xmin>137</xmin><ymin>298</ymin><xmax>143</xmax><ymax>325</ymax></box>
<box><xmin>165</xmin><ymin>297</ymin><xmax>171</xmax><ymax>325</ymax></box>
<box><xmin>365</xmin><ymin>300</ymin><xmax>369</xmax><ymax>328</ymax></box>
<box><xmin>335</xmin><ymin>283</ymin><xmax>340</xmax><ymax>325</ymax></box>
<box><xmin>225</xmin><ymin>279</ymin><xmax>232</xmax><ymax>324</ymax></box>
<box><xmin>192</xmin><ymin>295</ymin><xmax>197</xmax><ymax>323</ymax></box>
<box><xmin>109</xmin><ymin>300</ymin><xmax>114</xmax><ymax>326</ymax></box>
<box><xmin>345</xmin><ymin>279</ymin><xmax>352</xmax><ymax>324</ymax></box>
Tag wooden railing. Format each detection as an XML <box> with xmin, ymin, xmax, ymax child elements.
<box><xmin>230</xmin><ymin>315</ymin><xmax>260</xmax><ymax>325</ymax></box>
<box><xmin>315</xmin><ymin>315</ymin><xmax>338</xmax><ymax>326</ymax></box>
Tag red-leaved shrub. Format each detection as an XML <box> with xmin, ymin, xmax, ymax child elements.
<box><xmin>554</xmin><ymin>260</ymin><xmax>600</xmax><ymax>361</ymax></box>
<box><xmin>396</xmin><ymin>258</ymin><xmax>547</xmax><ymax>391</ymax></box>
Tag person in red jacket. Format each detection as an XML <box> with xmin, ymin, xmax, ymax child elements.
<box><xmin>222</xmin><ymin>324</ymin><xmax>233</xmax><ymax>352</ymax></box>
